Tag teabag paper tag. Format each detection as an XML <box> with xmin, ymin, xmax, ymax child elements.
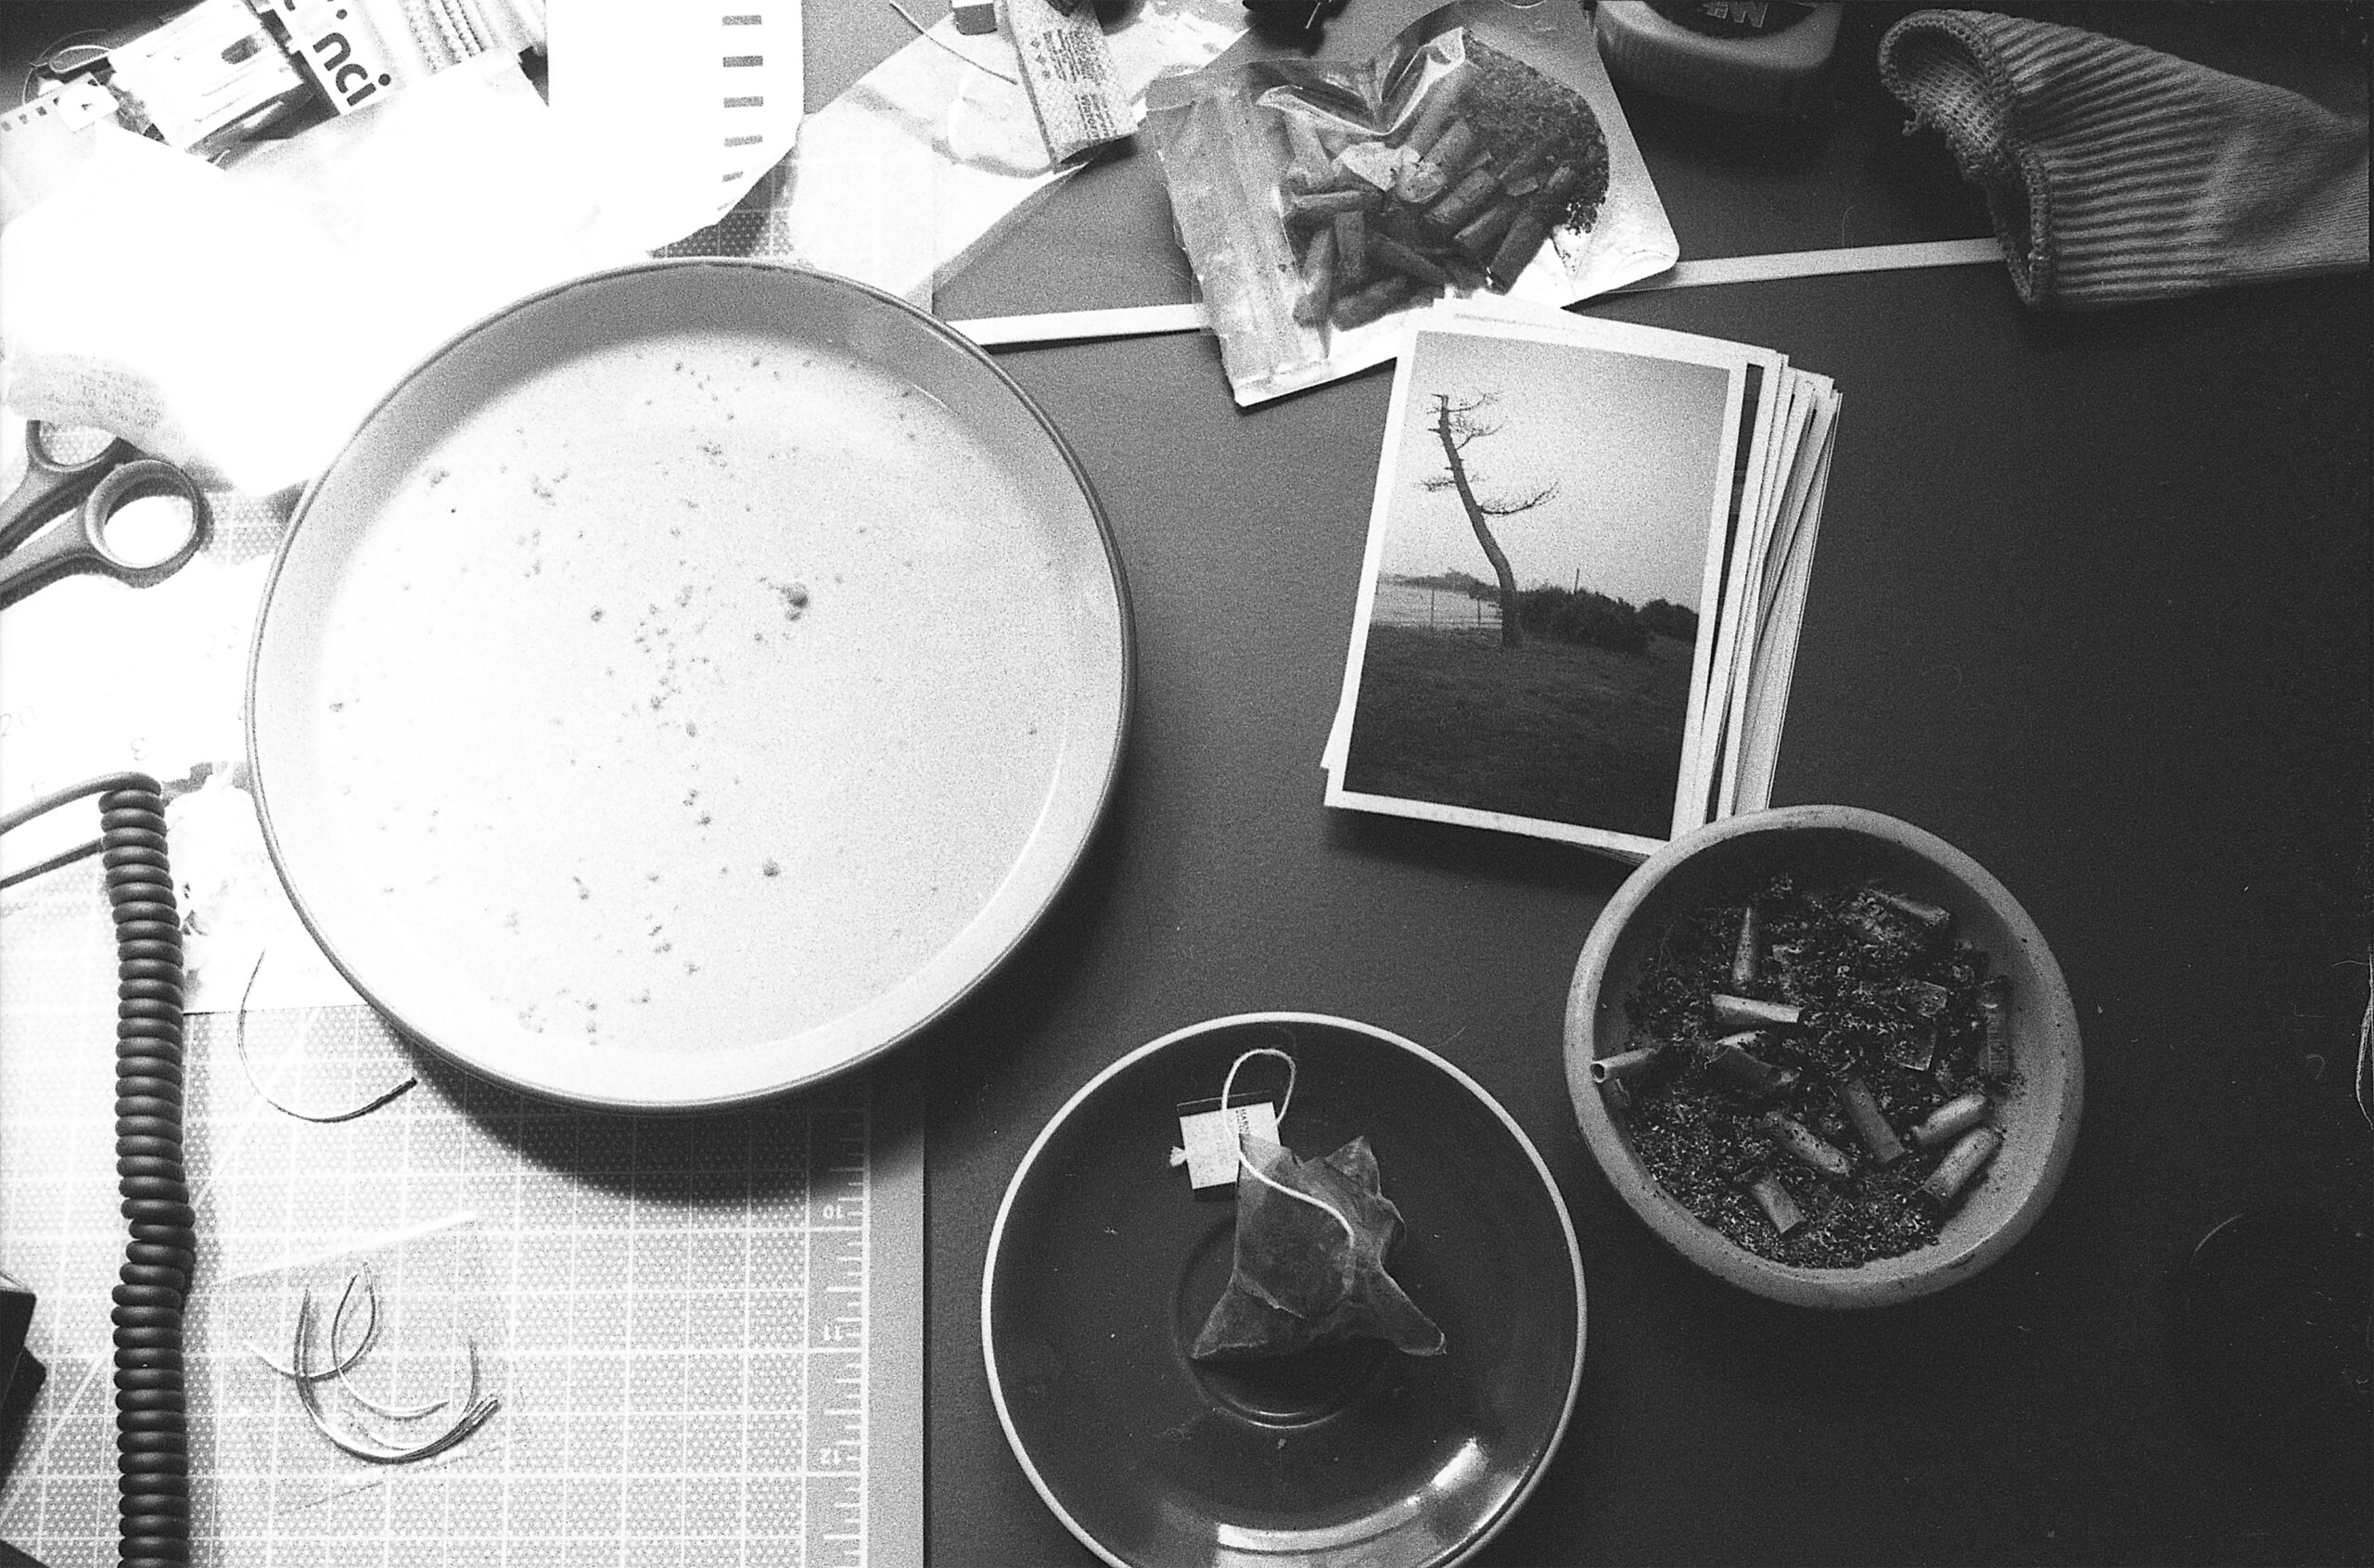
<box><xmin>1174</xmin><ymin>1097</ymin><xmax>1281</xmax><ymax>1189</ymax></box>
<box><xmin>1003</xmin><ymin>0</ymin><xmax>1133</xmax><ymax>163</ymax></box>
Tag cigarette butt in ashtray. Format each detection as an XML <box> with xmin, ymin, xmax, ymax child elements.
<box><xmin>1749</xmin><ymin>1173</ymin><xmax>1805</xmax><ymax>1236</ymax></box>
<box><xmin>1911</xmin><ymin>1089</ymin><xmax>1989</xmax><ymax>1150</ymax></box>
<box><xmin>1589</xmin><ymin>1044</ymin><xmax>1664</xmax><ymax>1086</ymax></box>
<box><xmin>1976</xmin><ymin>976</ymin><xmax>2013</xmax><ymax>1077</ymax></box>
<box><xmin>1711</xmin><ymin>994</ymin><xmax>1801</xmax><ymax>1029</ymax></box>
<box><xmin>1762</xmin><ymin>1112</ymin><xmax>1851</xmax><ymax>1178</ymax></box>
<box><xmin>1835</xmin><ymin>1075</ymin><xmax>1906</xmax><ymax>1165</ymax></box>
<box><xmin>1921</xmin><ymin>1127</ymin><xmax>2002</xmax><ymax>1204</ymax></box>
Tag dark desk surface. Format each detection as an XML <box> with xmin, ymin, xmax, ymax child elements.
<box><xmin>803</xmin><ymin>4</ymin><xmax>2374</xmax><ymax>1563</ymax></box>
<box><xmin>1</xmin><ymin>2</ymin><xmax>2360</xmax><ymax>1563</ymax></box>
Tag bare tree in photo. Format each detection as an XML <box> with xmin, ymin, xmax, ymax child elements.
<box><xmin>1420</xmin><ymin>392</ymin><xmax>1559</xmax><ymax>648</ymax></box>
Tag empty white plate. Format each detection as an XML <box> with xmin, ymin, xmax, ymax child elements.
<box><xmin>249</xmin><ymin>261</ymin><xmax>1131</xmax><ymax>1108</ymax></box>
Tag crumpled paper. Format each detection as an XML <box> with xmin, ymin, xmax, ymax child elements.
<box><xmin>780</xmin><ymin>0</ymin><xmax>1244</xmax><ymax>306</ymax></box>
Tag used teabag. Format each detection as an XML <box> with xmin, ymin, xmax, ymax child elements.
<box><xmin>1145</xmin><ymin>0</ymin><xmax>1676</xmax><ymax>405</ymax></box>
<box><xmin>1191</xmin><ymin>1124</ymin><xmax>1445</xmax><ymax>1361</ymax></box>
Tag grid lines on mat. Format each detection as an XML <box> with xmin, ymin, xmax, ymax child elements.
<box><xmin>1</xmin><ymin>864</ymin><xmax>874</xmax><ymax>1568</ymax></box>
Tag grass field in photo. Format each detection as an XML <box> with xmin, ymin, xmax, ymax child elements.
<box><xmin>1339</xmin><ymin>622</ymin><xmax>1692</xmax><ymax>840</ymax></box>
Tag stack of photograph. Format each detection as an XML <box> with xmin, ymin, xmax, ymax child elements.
<box><xmin>1321</xmin><ymin>301</ymin><xmax>1841</xmax><ymax>860</ymax></box>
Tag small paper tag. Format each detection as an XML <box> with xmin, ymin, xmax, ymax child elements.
<box><xmin>1175</xmin><ymin>1100</ymin><xmax>1280</xmax><ymax>1190</ymax></box>
<box><xmin>1003</xmin><ymin>0</ymin><xmax>1132</xmax><ymax>164</ymax></box>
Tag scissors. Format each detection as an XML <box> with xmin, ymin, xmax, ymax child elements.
<box><xmin>0</xmin><ymin>422</ymin><xmax>211</xmax><ymax>610</ymax></box>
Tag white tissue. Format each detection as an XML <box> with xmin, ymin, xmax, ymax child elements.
<box><xmin>780</xmin><ymin>0</ymin><xmax>1244</xmax><ymax>304</ymax></box>
<box><xmin>544</xmin><ymin>0</ymin><xmax>806</xmax><ymax>255</ymax></box>
<box><xmin>0</xmin><ymin>55</ymin><xmax>633</xmax><ymax>492</ymax></box>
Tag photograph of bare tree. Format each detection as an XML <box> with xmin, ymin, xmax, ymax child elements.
<box><xmin>1328</xmin><ymin>318</ymin><xmax>1749</xmax><ymax>855</ymax></box>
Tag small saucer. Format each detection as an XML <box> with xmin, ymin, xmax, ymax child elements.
<box><xmin>984</xmin><ymin>1013</ymin><xmax>1585</xmax><ymax>1568</ymax></box>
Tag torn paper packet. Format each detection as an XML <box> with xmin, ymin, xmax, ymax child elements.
<box><xmin>1145</xmin><ymin>0</ymin><xmax>1678</xmax><ymax>405</ymax></box>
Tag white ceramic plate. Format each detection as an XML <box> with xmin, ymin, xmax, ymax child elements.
<box><xmin>249</xmin><ymin>261</ymin><xmax>1131</xmax><ymax>1109</ymax></box>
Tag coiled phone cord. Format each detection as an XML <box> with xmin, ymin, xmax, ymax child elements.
<box><xmin>0</xmin><ymin>772</ymin><xmax>191</xmax><ymax>1566</ymax></box>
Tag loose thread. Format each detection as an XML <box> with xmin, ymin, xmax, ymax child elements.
<box><xmin>247</xmin><ymin>1273</ymin><xmax>378</xmax><ymax>1382</ymax></box>
<box><xmin>283</xmin><ymin>1283</ymin><xmax>500</xmax><ymax>1464</ymax></box>
<box><xmin>885</xmin><ymin>0</ymin><xmax>1023</xmax><ymax>85</ymax></box>
<box><xmin>1218</xmin><ymin>1046</ymin><xmax>1357</xmax><ymax>1249</ymax></box>
<box><xmin>1219</xmin><ymin>1045</ymin><xmax>1297</xmax><ymax>1126</ymax></box>
<box><xmin>235</xmin><ymin>950</ymin><xmax>418</xmax><ymax>1123</ymax></box>
<box><xmin>328</xmin><ymin>1277</ymin><xmax>449</xmax><ymax>1421</ymax></box>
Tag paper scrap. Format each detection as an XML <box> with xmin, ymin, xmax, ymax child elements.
<box><xmin>545</xmin><ymin>0</ymin><xmax>805</xmax><ymax>254</ymax></box>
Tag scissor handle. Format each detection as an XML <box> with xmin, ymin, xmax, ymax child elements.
<box><xmin>0</xmin><ymin>422</ymin><xmax>134</xmax><ymax>557</ymax></box>
<box><xmin>0</xmin><ymin>459</ymin><xmax>209</xmax><ymax>611</ymax></box>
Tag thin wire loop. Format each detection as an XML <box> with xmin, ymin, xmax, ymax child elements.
<box><xmin>233</xmin><ymin>950</ymin><xmax>418</xmax><ymax>1123</ymax></box>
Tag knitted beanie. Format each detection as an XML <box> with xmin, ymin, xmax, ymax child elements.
<box><xmin>1878</xmin><ymin>10</ymin><xmax>2370</xmax><ymax>309</ymax></box>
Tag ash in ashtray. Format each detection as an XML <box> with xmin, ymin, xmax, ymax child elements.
<box><xmin>1600</xmin><ymin>875</ymin><xmax>2020</xmax><ymax>1268</ymax></box>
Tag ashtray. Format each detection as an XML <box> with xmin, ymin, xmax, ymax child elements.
<box><xmin>984</xmin><ymin>1013</ymin><xmax>1584</xmax><ymax>1567</ymax></box>
<box><xmin>1564</xmin><ymin>805</ymin><xmax>2084</xmax><ymax>1307</ymax></box>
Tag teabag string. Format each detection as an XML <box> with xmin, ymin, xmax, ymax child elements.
<box><xmin>1190</xmin><ymin>1048</ymin><xmax>1446</xmax><ymax>1361</ymax></box>
<box><xmin>1218</xmin><ymin>1046</ymin><xmax>1357</xmax><ymax>1251</ymax></box>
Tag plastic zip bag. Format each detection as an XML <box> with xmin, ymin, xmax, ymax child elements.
<box><xmin>1146</xmin><ymin>0</ymin><xmax>1677</xmax><ymax>405</ymax></box>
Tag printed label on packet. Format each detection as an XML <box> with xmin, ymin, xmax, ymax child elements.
<box><xmin>1003</xmin><ymin>0</ymin><xmax>1132</xmax><ymax>164</ymax></box>
<box><xmin>1172</xmin><ymin>1097</ymin><xmax>1281</xmax><ymax>1190</ymax></box>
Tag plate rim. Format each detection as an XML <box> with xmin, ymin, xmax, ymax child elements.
<box><xmin>981</xmin><ymin>1010</ymin><xmax>1588</xmax><ymax>1568</ymax></box>
<box><xmin>245</xmin><ymin>258</ymin><xmax>1136</xmax><ymax>1111</ymax></box>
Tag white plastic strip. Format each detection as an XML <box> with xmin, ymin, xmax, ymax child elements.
<box><xmin>1617</xmin><ymin>236</ymin><xmax>2002</xmax><ymax>292</ymax></box>
<box><xmin>949</xmin><ymin>302</ymin><xmax>1211</xmax><ymax>346</ymax></box>
<box><xmin>945</xmin><ymin>237</ymin><xmax>2003</xmax><ymax>349</ymax></box>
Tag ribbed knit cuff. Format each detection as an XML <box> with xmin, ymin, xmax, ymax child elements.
<box><xmin>1880</xmin><ymin>10</ymin><xmax>2370</xmax><ymax>309</ymax></box>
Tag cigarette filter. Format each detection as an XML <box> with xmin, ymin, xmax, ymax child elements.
<box><xmin>1921</xmin><ymin>1126</ymin><xmax>2002</xmax><ymax>1205</ymax></box>
<box><xmin>1730</xmin><ymin>904</ymin><xmax>1761</xmax><ymax>988</ymax></box>
<box><xmin>1370</xmin><ymin>233</ymin><xmax>1452</xmax><ymax>286</ymax></box>
<box><xmin>1330</xmin><ymin>274</ymin><xmax>1426</xmax><ymax>331</ymax></box>
<box><xmin>1976</xmin><ymin>976</ymin><xmax>2013</xmax><ymax>1077</ymax></box>
<box><xmin>1711</xmin><ymin>994</ymin><xmax>1802</xmax><ymax>1029</ymax></box>
<box><xmin>1748</xmin><ymin>1173</ymin><xmax>1806</xmax><ymax>1236</ymax></box>
<box><xmin>1836</xmin><ymin>1076</ymin><xmax>1906</xmax><ymax>1165</ymax></box>
<box><xmin>1452</xmin><ymin>202</ymin><xmax>1523</xmax><ymax>262</ymax></box>
<box><xmin>1487</xmin><ymin>210</ymin><xmax>1555</xmax><ymax>288</ymax></box>
<box><xmin>1333</xmin><ymin>210</ymin><xmax>1370</xmax><ymax>288</ymax></box>
<box><xmin>1762</xmin><ymin>1113</ymin><xmax>1851</xmax><ymax>1178</ymax></box>
<box><xmin>1398</xmin><ymin>65</ymin><xmax>1469</xmax><ymax>155</ymax></box>
<box><xmin>1868</xmin><ymin>886</ymin><xmax>1953</xmax><ymax>934</ymax></box>
<box><xmin>1589</xmin><ymin>1045</ymin><xmax>1664</xmax><ymax>1086</ymax></box>
<box><xmin>1911</xmin><ymin>1088</ymin><xmax>1990</xmax><ymax>1149</ymax></box>
<box><xmin>1293</xmin><ymin>226</ymin><xmax>1339</xmax><ymax>327</ymax></box>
